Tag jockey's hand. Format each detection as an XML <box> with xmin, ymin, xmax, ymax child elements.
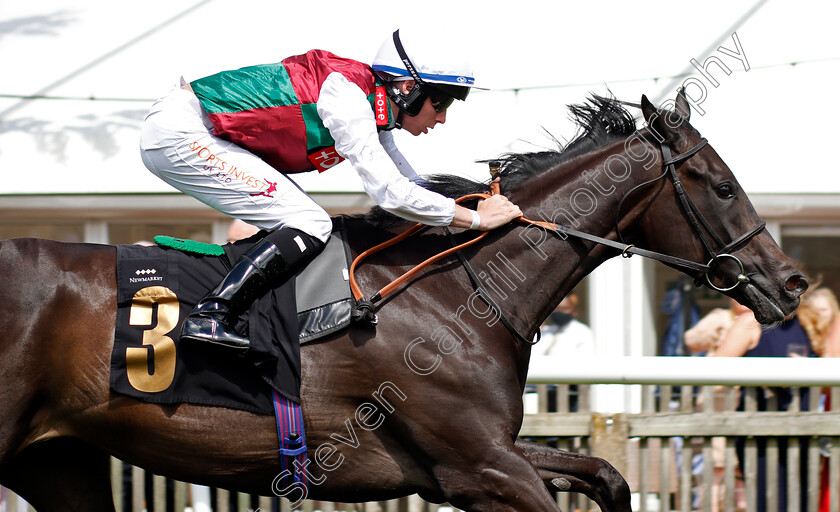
<box><xmin>451</xmin><ymin>195</ymin><xmax>522</xmax><ymax>231</ymax></box>
<box><xmin>475</xmin><ymin>194</ymin><xmax>523</xmax><ymax>230</ymax></box>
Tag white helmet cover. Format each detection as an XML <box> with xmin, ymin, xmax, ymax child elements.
<box><xmin>372</xmin><ymin>28</ymin><xmax>477</xmax><ymax>89</ymax></box>
<box><xmin>371</xmin><ymin>29</ymin><xmax>481</xmax><ymax>119</ymax></box>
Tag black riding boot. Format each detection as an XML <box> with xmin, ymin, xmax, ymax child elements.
<box><xmin>180</xmin><ymin>228</ymin><xmax>323</xmax><ymax>353</ymax></box>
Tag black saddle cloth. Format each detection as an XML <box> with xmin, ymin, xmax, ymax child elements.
<box><xmin>111</xmin><ymin>239</ymin><xmax>300</xmax><ymax>414</ymax></box>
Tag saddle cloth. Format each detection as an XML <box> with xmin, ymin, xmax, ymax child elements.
<box><xmin>110</xmin><ymin>223</ymin><xmax>354</xmax><ymax>414</ymax></box>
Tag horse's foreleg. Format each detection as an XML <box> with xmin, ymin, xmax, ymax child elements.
<box><xmin>428</xmin><ymin>442</ymin><xmax>562</xmax><ymax>512</ymax></box>
<box><xmin>515</xmin><ymin>439</ymin><xmax>632</xmax><ymax>512</ymax></box>
<box><xmin>0</xmin><ymin>438</ymin><xmax>116</xmax><ymax>512</ymax></box>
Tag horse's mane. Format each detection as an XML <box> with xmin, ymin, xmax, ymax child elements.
<box><xmin>354</xmin><ymin>94</ymin><xmax>638</xmax><ymax>226</ymax></box>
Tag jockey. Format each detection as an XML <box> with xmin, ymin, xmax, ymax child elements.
<box><xmin>139</xmin><ymin>29</ymin><xmax>522</xmax><ymax>353</ymax></box>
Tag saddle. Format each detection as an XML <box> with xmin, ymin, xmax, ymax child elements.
<box><xmin>293</xmin><ymin>223</ymin><xmax>354</xmax><ymax>343</ymax></box>
<box><xmin>154</xmin><ymin>220</ymin><xmax>356</xmax><ymax>344</ymax></box>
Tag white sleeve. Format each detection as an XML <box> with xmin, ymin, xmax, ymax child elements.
<box><xmin>317</xmin><ymin>73</ymin><xmax>455</xmax><ymax>225</ymax></box>
<box><xmin>378</xmin><ymin>130</ymin><xmax>420</xmax><ymax>182</ymax></box>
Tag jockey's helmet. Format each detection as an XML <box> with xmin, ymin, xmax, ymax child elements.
<box><xmin>372</xmin><ymin>29</ymin><xmax>478</xmax><ymax>117</ymax></box>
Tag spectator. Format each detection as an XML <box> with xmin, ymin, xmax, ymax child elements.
<box><xmin>683</xmin><ymin>298</ymin><xmax>757</xmax><ymax>512</ymax></box>
<box><xmin>686</xmin><ymin>298</ymin><xmax>756</xmax><ymax>356</ymax></box>
<box><xmin>527</xmin><ymin>293</ymin><xmax>594</xmax><ymax>413</ymax></box>
<box><xmin>535</xmin><ymin>293</ymin><xmax>595</xmax><ymax>359</ymax></box>
<box><xmin>716</xmin><ymin>305</ymin><xmax>816</xmax><ymax>512</ymax></box>
<box><xmin>798</xmin><ymin>287</ymin><xmax>840</xmax><ymax>512</ymax></box>
<box><xmin>799</xmin><ymin>287</ymin><xmax>840</xmax><ymax>358</ymax></box>
<box><xmin>661</xmin><ymin>276</ymin><xmax>700</xmax><ymax>356</ymax></box>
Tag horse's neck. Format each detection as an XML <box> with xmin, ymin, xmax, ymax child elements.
<box><xmin>343</xmin><ymin>138</ymin><xmax>658</xmax><ymax>346</ymax></box>
<box><xmin>485</xmin><ymin>140</ymin><xmax>659</xmax><ymax>336</ymax></box>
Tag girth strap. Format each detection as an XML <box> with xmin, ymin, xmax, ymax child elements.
<box><xmin>443</xmin><ymin>226</ymin><xmax>539</xmax><ymax>345</ymax></box>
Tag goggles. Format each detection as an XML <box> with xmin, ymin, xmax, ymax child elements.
<box><xmin>394</xmin><ymin>84</ymin><xmax>457</xmax><ymax>117</ymax></box>
<box><xmin>427</xmin><ymin>84</ymin><xmax>470</xmax><ymax>113</ymax></box>
<box><xmin>429</xmin><ymin>90</ymin><xmax>455</xmax><ymax>113</ymax></box>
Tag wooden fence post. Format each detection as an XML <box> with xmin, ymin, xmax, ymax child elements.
<box><xmin>591</xmin><ymin>413</ymin><xmax>629</xmax><ymax>478</ymax></box>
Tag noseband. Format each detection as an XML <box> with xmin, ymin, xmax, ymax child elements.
<box><xmin>612</xmin><ymin>137</ymin><xmax>766</xmax><ymax>291</ymax></box>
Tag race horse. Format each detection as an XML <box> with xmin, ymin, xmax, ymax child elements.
<box><xmin>0</xmin><ymin>92</ymin><xmax>807</xmax><ymax>511</ymax></box>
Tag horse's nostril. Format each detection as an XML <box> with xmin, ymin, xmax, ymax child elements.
<box><xmin>785</xmin><ymin>274</ymin><xmax>808</xmax><ymax>294</ymax></box>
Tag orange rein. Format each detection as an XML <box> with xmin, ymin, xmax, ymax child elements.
<box><xmin>348</xmin><ymin>177</ymin><xmax>559</xmax><ymax>305</ymax></box>
<box><xmin>349</xmin><ymin>193</ymin><xmax>491</xmax><ymax>303</ymax></box>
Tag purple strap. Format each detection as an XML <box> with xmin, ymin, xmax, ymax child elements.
<box><xmin>272</xmin><ymin>389</ymin><xmax>308</xmax><ymax>489</ymax></box>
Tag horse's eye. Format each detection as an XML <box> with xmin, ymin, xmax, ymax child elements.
<box><xmin>715</xmin><ymin>182</ymin><xmax>735</xmax><ymax>199</ymax></box>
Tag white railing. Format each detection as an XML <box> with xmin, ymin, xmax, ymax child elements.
<box><xmin>528</xmin><ymin>356</ymin><xmax>840</xmax><ymax>386</ymax></box>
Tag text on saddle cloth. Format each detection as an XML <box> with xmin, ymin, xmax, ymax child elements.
<box><xmin>112</xmin><ymin>242</ymin><xmax>296</xmax><ymax>413</ymax></box>
<box><xmin>111</xmin><ymin>224</ymin><xmax>355</xmax><ymax>413</ymax></box>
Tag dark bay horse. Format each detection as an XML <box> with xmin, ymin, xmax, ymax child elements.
<box><xmin>0</xmin><ymin>92</ymin><xmax>806</xmax><ymax>511</ymax></box>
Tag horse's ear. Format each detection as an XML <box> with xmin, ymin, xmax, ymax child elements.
<box><xmin>675</xmin><ymin>88</ymin><xmax>691</xmax><ymax>122</ymax></box>
<box><xmin>641</xmin><ymin>94</ymin><xmax>678</xmax><ymax>143</ymax></box>
<box><xmin>641</xmin><ymin>94</ymin><xmax>657</xmax><ymax>124</ymax></box>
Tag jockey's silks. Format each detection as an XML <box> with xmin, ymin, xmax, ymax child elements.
<box><xmin>190</xmin><ymin>50</ymin><xmax>394</xmax><ymax>173</ymax></box>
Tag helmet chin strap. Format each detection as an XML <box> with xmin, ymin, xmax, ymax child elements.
<box><xmin>386</xmin><ymin>78</ymin><xmax>414</xmax><ymax>129</ymax></box>
<box><xmin>394</xmin><ymin>107</ymin><xmax>405</xmax><ymax>129</ymax></box>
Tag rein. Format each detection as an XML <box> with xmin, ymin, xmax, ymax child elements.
<box><xmin>348</xmin><ymin>136</ymin><xmax>767</xmax><ymax>340</ymax></box>
<box><xmin>348</xmin><ymin>193</ymin><xmax>493</xmax><ymax>323</ymax></box>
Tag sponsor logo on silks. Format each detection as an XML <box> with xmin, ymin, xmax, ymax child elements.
<box><xmin>375</xmin><ymin>85</ymin><xmax>390</xmax><ymax>127</ymax></box>
<box><xmin>307</xmin><ymin>146</ymin><xmax>345</xmax><ymax>173</ymax></box>
<box><xmin>251</xmin><ymin>179</ymin><xmax>278</xmax><ymax>198</ymax></box>
<box><xmin>130</xmin><ymin>268</ymin><xmax>163</xmax><ymax>284</ymax></box>
<box><xmin>187</xmin><ymin>141</ymin><xmax>272</xmax><ymax>196</ymax></box>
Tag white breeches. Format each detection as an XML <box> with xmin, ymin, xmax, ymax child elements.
<box><xmin>139</xmin><ymin>87</ymin><xmax>333</xmax><ymax>243</ymax></box>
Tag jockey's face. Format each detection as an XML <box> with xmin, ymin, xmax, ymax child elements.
<box><xmin>394</xmin><ymin>80</ymin><xmax>447</xmax><ymax>137</ymax></box>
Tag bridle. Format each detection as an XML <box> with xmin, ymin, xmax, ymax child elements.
<box><xmin>546</xmin><ymin>136</ymin><xmax>766</xmax><ymax>292</ymax></box>
<box><xmin>608</xmin><ymin>136</ymin><xmax>766</xmax><ymax>292</ymax></box>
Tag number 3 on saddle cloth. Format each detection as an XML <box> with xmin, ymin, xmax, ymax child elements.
<box><xmin>110</xmin><ymin>220</ymin><xmax>353</xmax><ymax>480</ymax></box>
